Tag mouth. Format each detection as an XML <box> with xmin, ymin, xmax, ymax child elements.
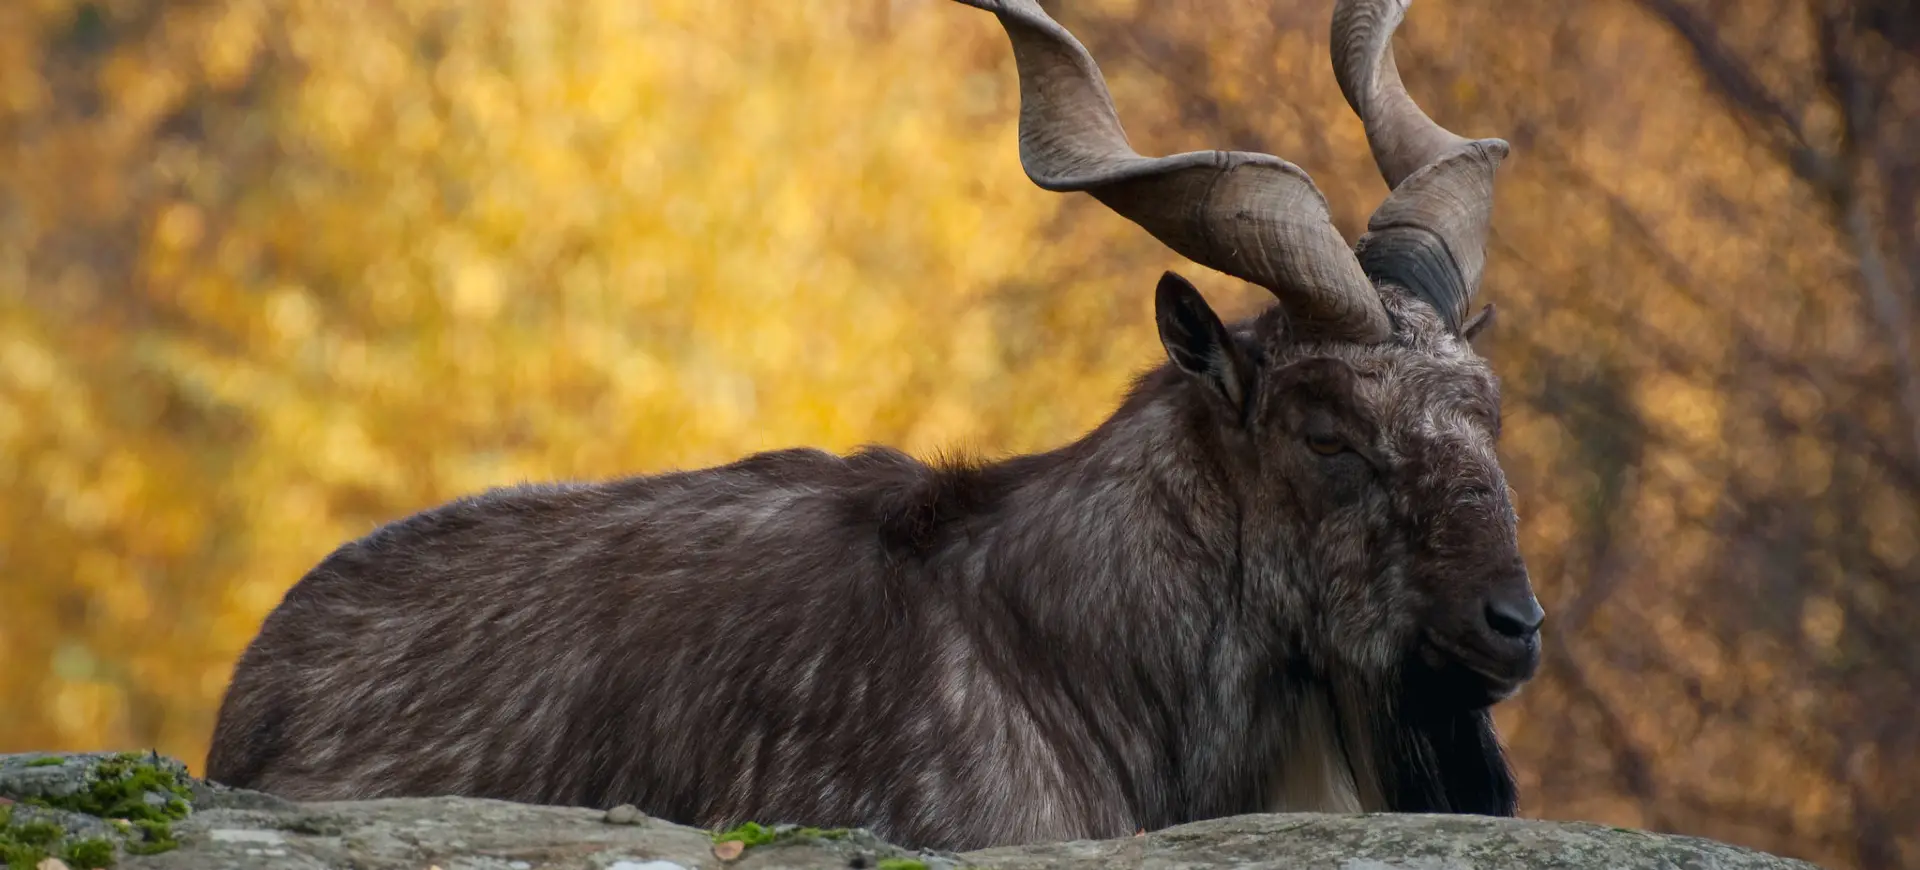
<box><xmin>1413</xmin><ymin>631</ymin><xmax>1540</xmax><ymax>707</ymax></box>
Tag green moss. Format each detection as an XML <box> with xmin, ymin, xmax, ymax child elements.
<box><xmin>2</xmin><ymin>805</ymin><xmax>51</xmax><ymax>870</ymax></box>
<box><xmin>23</xmin><ymin>758</ymin><xmax>65</xmax><ymax>769</ymax></box>
<box><xmin>0</xmin><ymin>842</ymin><xmax>47</xmax><ymax>870</ymax></box>
<box><xmin>27</xmin><ymin>752</ymin><xmax>192</xmax><ymax>826</ymax></box>
<box><xmin>11</xmin><ymin>820</ymin><xmax>61</xmax><ymax>848</ymax></box>
<box><xmin>876</xmin><ymin>859</ymin><xmax>928</xmax><ymax>870</ymax></box>
<box><xmin>123</xmin><ymin>820</ymin><xmax>178</xmax><ymax>856</ymax></box>
<box><xmin>712</xmin><ymin>821</ymin><xmax>779</xmax><ymax>847</ymax></box>
<box><xmin>0</xmin><ymin>804</ymin><xmax>116</xmax><ymax>870</ymax></box>
<box><xmin>710</xmin><ymin>821</ymin><xmax>856</xmax><ymax>852</ymax></box>
<box><xmin>714</xmin><ymin>818</ymin><xmax>771</xmax><ymax>845</ymax></box>
<box><xmin>5</xmin><ymin>750</ymin><xmax>195</xmax><ymax>866</ymax></box>
<box><xmin>62</xmin><ymin>837</ymin><xmax>117</xmax><ymax>869</ymax></box>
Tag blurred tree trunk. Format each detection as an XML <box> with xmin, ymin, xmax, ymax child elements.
<box><xmin>1637</xmin><ymin>2</ymin><xmax>1919</xmax><ymax>867</ymax></box>
<box><xmin>1640</xmin><ymin>0</ymin><xmax>1919</xmax><ymax>462</ymax></box>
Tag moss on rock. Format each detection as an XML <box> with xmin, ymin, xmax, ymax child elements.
<box><xmin>713</xmin><ymin>820</ymin><xmax>780</xmax><ymax>847</ymax></box>
<box><xmin>708</xmin><ymin>820</ymin><xmax>957</xmax><ymax>869</ymax></box>
<box><xmin>0</xmin><ymin>804</ymin><xmax>120</xmax><ymax>870</ymax></box>
<box><xmin>0</xmin><ymin>750</ymin><xmax>198</xmax><ymax>867</ymax></box>
<box><xmin>712</xmin><ymin>821</ymin><xmax>856</xmax><ymax>849</ymax></box>
<box><xmin>31</xmin><ymin>752</ymin><xmax>193</xmax><ymax>822</ymax></box>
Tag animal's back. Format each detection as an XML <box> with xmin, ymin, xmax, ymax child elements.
<box><xmin>205</xmin><ymin>446</ymin><xmax>944</xmax><ymax>817</ymax></box>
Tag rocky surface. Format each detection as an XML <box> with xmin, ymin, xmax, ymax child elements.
<box><xmin>2</xmin><ymin>752</ymin><xmax>1824</xmax><ymax>869</ymax></box>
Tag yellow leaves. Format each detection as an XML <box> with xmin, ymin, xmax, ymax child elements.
<box><xmin>152</xmin><ymin>203</ymin><xmax>206</xmax><ymax>254</ymax></box>
<box><xmin>1863</xmin><ymin>486</ymin><xmax>1918</xmax><ymax>570</ymax></box>
<box><xmin>100</xmin><ymin>56</ymin><xmax>188</xmax><ymax>135</ymax></box>
<box><xmin>300</xmin><ymin>75</ymin><xmax>381</xmax><ymax>151</ymax></box>
<box><xmin>306</xmin><ymin>415</ymin><xmax>399</xmax><ymax>493</ymax></box>
<box><xmin>201</xmin><ymin>0</ymin><xmax>267</xmax><ymax>91</ymax></box>
<box><xmin>0</xmin><ymin>332</ymin><xmax>63</xmax><ymax>395</ymax></box>
<box><xmin>1087</xmin><ymin>0</ymin><xmax>1145</xmax><ymax>17</ymax></box>
<box><xmin>1800</xmin><ymin>595</ymin><xmax>1846</xmax><ymax>660</ymax></box>
<box><xmin>0</xmin><ymin>12</ymin><xmax>51</xmax><ymax>116</ymax></box>
<box><xmin>265</xmin><ymin>285</ymin><xmax>321</xmax><ymax>341</ymax></box>
<box><xmin>1635</xmin><ymin>371</ymin><xmax>1723</xmax><ymax>450</ymax></box>
<box><xmin>1449</xmin><ymin>77</ymin><xmax>1480</xmax><ymax>108</ymax></box>
<box><xmin>76</xmin><ymin>553</ymin><xmax>149</xmax><ymax>627</ymax></box>
<box><xmin>446</xmin><ymin>258</ymin><xmax>506</xmax><ymax>322</ymax></box>
<box><xmin>1790</xmin><ymin>434</ymin><xmax>1835</xmax><ymax>498</ymax></box>
<box><xmin>50</xmin><ymin>680</ymin><xmax>126</xmax><ymax>751</ymax></box>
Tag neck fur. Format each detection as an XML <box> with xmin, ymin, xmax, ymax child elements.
<box><xmin>967</xmin><ymin>373</ymin><xmax>1405</xmax><ymax>822</ymax></box>
<box><xmin>1264</xmin><ymin>685</ymin><xmax>1392</xmax><ymax>813</ymax></box>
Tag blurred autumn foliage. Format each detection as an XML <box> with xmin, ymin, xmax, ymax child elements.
<box><xmin>0</xmin><ymin>0</ymin><xmax>1914</xmax><ymax>867</ymax></box>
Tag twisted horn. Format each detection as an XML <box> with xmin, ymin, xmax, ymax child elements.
<box><xmin>1333</xmin><ymin>0</ymin><xmax>1507</xmax><ymax>332</ymax></box>
<box><xmin>954</xmin><ymin>0</ymin><xmax>1392</xmax><ymax>342</ymax></box>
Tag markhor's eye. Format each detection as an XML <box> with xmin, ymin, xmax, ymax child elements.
<box><xmin>1306</xmin><ymin>433</ymin><xmax>1346</xmax><ymax>456</ymax></box>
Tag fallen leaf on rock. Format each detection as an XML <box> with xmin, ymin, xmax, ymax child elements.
<box><xmin>713</xmin><ymin>840</ymin><xmax>746</xmax><ymax>861</ymax></box>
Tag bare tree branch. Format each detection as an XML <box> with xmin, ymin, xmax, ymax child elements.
<box><xmin>1638</xmin><ymin>0</ymin><xmax>1845</xmax><ymax>193</ymax></box>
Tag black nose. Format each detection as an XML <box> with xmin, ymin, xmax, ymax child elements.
<box><xmin>1484</xmin><ymin>595</ymin><xmax>1545</xmax><ymax>639</ymax></box>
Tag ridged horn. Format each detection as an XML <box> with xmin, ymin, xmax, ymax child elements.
<box><xmin>954</xmin><ymin>0</ymin><xmax>1392</xmax><ymax>342</ymax></box>
<box><xmin>1332</xmin><ymin>0</ymin><xmax>1507</xmax><ymax>332</ymax></box>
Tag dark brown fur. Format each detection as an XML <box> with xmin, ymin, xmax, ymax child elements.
<box><xmin>206</xmin><ymin>279</ymin><xmax>1542</xmax><ymax>851</ymax></box>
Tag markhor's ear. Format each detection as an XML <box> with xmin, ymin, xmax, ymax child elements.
<box><xmin>1155</xmin><ymin>271</ymin><xmax>1247</xmax><ymax>411</ymax></box>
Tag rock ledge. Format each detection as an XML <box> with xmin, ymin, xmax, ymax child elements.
<box><xmin>2</xmin><ymin>752</ymin><xmax>1824</xmax><ymax>869</ymax></box>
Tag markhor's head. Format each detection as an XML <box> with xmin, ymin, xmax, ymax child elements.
<box><xmin>966</xmin><ymin>0</ymin><xmax>1543</xmax><ymax>705</ymax></box>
